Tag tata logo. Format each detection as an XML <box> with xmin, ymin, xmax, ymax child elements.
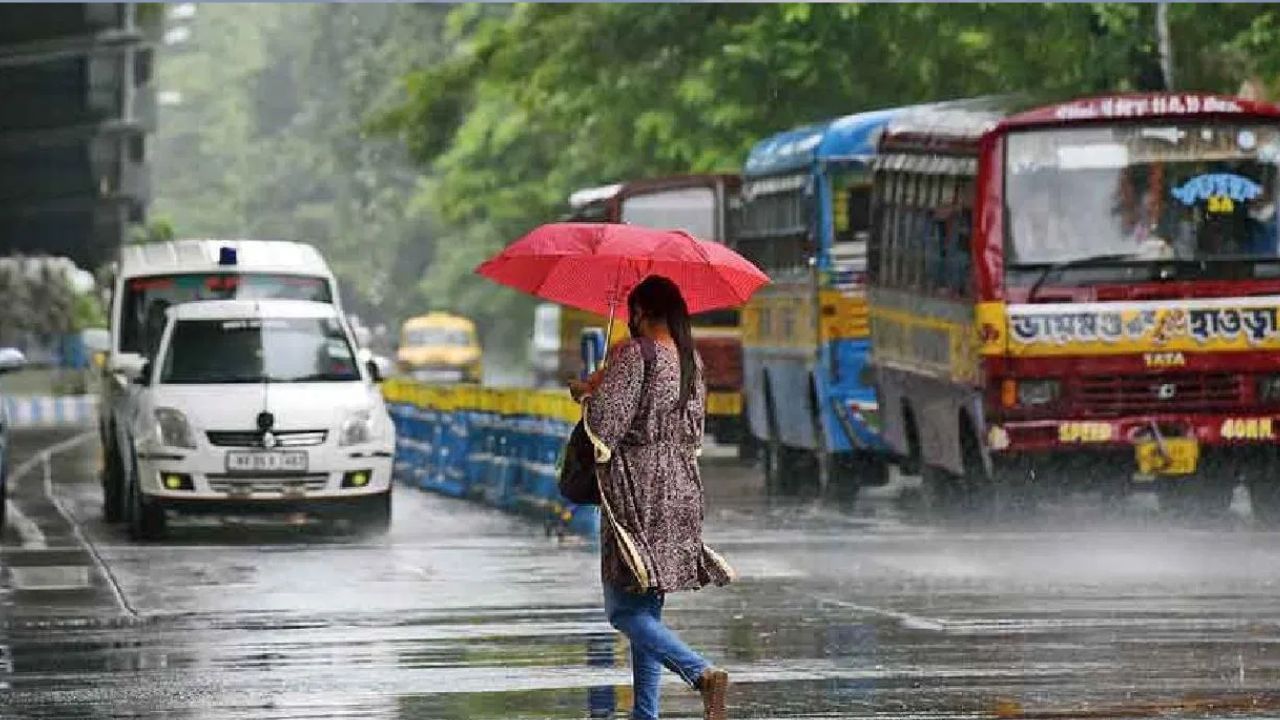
<box><xmin>1144</xmin><ymin>352</ymin><xmax>1185</xmax><ymax>368</ymax></box>
<box><xmin>1156</xmin><ymin>383</ymin><xmax>1178</xmax><ymax>400</ymax></box>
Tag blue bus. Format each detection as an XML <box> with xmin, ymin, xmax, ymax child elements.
<box><xmin>732</xmin><ymin>108</ymin><xmax>906</xmax><ymax>490</ymax></box>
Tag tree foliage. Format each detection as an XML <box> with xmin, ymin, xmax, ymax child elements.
<box><xmin>151</xmin><ymin>4</ymin><xmax>1280</xmax><ymax>356</ymax></box>
<box><xmin>376</xmin><ymin>3</ymin><xmax>1280</xmax><ymax>345</ymax></box>
<box><xmin>151</xmin><ymin>4</ymin><xmax>451</xmax><ymax>328</ymax></box>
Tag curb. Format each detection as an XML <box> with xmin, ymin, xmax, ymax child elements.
<box><xmin>3</xmin><ymin>395</ymin><xmax>97</xmax><ymax>428</ymax></box>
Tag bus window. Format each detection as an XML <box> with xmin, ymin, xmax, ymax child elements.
<box><xmin>621</xmin><ymin>187</ymin><xmax>717</xmax><ymax>242</ymax></box>
<box><xmin>891</xmin><ymin>174</ymin><xmax>910</xmax><ymax>289</ymax></box>
<box><xmin>735</xmin><ymin>181</ymin><xmax>810</xmax><ymax>275</ymax></box>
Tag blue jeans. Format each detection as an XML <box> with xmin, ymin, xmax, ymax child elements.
<box><xmin>603</xmin><ymin>583</ymin><xmax>711</xmax><ymax>720</ymax></box>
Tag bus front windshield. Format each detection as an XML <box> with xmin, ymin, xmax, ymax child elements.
<box><xmin>1005</xmin><ymin>123</ymin><xmax>1280</xmax><ymax>271</ymax></box>
<box><xmin>403</xmin><ymin>327</ymin><xmax>474</xmax><ymax>347</ymax></box>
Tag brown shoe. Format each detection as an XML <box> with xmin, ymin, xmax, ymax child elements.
<box><xmin>699</xmin><ymin>666</ymin><xmax>729</xmax><ymax>720</ymax></box>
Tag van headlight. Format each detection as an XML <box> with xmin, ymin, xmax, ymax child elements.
<box><xmin>154</xmin><ymin>408</ymin><xmax>195</xmax><ymax>449</ymax></box>
<box><xmin>340</xmin><ymin>409</ymin><xmax>383</xmax><ymax>446</ymax></box>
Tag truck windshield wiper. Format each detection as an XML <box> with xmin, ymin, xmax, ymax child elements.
<box><xmin>1026</xmin><ymin>252</ymin><xmax>1145</xmax><ymax>303</ymax></box>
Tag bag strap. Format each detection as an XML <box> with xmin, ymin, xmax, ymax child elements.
<box><xmin>636</xmin><ymin>336</ymin><xmax>657</xmax><ymax>396</ymax></box>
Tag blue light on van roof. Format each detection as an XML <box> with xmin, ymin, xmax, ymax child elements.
<box><xmin>218</xmin><ymin>246</ymin><xmax>238</xmax><ymax>266</ymax></box>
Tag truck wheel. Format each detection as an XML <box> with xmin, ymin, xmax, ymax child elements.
<box><xmin>1248</xmin><ymin>480</ymin><xmax>1280</xmax><ymax>527</ymax></box>
<box><xmin>1157</xmin><ymin>477</ymin><xmax>1234</xmax><ymax>519</ymax></box>
<box><xmin>126</xmin><ymin>458</ymin><xmax>166</xmax><ymax>541</ymax></box>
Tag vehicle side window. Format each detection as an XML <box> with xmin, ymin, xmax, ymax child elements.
<box><xmin>947</xmin><ymin>178</ymin><xmax>976</xmax><ymax>298</ymax></box>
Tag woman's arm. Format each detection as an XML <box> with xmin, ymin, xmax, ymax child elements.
<box><xmin>583</xmin><ymin>341</ymin><xmax>644</xmax><ymax>461</ymax></box>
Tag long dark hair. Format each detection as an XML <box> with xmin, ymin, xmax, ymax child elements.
<box><xmin>628</xmin><ymin>275</ymin><xmax>697</xmax><ymax>407</ymax></box>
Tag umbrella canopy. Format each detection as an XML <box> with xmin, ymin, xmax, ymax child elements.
<box><xmin>475</xmin><ymin>223</ymin><xmax>768</xmax><ymax>318</ymax></box>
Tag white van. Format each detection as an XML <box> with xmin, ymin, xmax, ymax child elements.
<box><xmin>100</xmin><ymin>240</ymin><xmax>351</xmax><ymax>525</ymax></box>
<box><xmin>121</xmin><ymin>299</ymin><xmax>393</xmax><ymax>540</ymax></box>
<box><xmin>530</xmin><ymin>303</ymin><xmax>561</xmax><ymax>388</ymax></box>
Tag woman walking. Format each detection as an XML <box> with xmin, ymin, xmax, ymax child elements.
<box><xmin>571</xmin><ymin>275</ymin><xmax>734</xmax><ymax>720</ymax></box>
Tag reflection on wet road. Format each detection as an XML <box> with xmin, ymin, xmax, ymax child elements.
<box><xmin>5</xmin><ymin>428</ymin><xmax>1280</xmax><ymax>719</ymax></box>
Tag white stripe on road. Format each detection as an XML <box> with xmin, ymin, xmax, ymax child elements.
<box><xmin>1</xmin><ymin>433</ymin><xmax>89</xmax><ymax>550</ymax></box>
<box><xmin>5</xmin><ymin>499</ymin><xmax>45</xmax><ymax>549</ymax></box>
<box><xmin>811</xmin><ymin>594</ymin><xmax>948</xmax><ymax>632</ymax></box>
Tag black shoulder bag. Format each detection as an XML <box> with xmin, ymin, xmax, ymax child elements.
<box><xmin>557</xmin><ymin>338</ymin><xmax>656</xmax><ymax>505</ymax></box>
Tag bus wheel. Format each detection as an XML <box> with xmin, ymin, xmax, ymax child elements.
<box><xmin>957</xmin><ymin>421</ymin><xmax>1001</xmax><ymax>518</ymax></box>
<box><xmin>1157</xmin><ymin>477</ymin><xmax>1234</xmax><ymax>519</ymax></box>
<box><xmin>1248</xmin><ymin>479</ymin><xmax>1280</xmax><ymax>527</ymax></box>
<box><xmin>834</xmin><ymin>453</ymin><xmax>888</xmax><ymax>488</ymax></box>
<box><xmin>921</xmin><ymin>465</ymin><xmax>962</xmax><ymax>515</ymax></box>
<box><xmin>736</xmin><ymin>410</ymin><xmax>760</xmax><ymax>463</ymax></box>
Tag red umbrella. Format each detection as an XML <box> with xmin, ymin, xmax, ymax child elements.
<box><xmin>475</xmin><ymin>223</ymin><xmax>768</xmax><ymax>319</ymax></box>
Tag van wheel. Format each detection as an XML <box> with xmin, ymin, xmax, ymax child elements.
<box><xmin>356</xmin><ymin>491</ymin><xmax>392</xmax><ymax>535</ymax></box>
<box><xmin>126</xmin><ymin>456</ymin><xmax>166</xmax><ymax>541</ymax></box>
<box><xmin>102</xmin><ymin>440</ymin><xmax>124</xmax><ymax>523</ymax></box>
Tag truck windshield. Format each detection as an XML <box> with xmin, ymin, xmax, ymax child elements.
<box><xmin>121</xmin><ymin>273</ymin><xmax>333</xmax><ymax>356</ymax></box>
<box><xmin>161</xmin><ymin>317</ymin><xmax>359</xmax><ymax>384</ymax></box>
<box><xmin>1005</xmin><ymin>123</ymin><xmax>1280</xmax><ymax>272</ymax></box>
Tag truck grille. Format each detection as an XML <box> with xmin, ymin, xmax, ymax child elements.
<box><xmin>1075</xmin><ymin>373</ymin><xmax>1242</xmax><ymax>415</ymax></box>
<box><xmin>206</xmin><ymin>430</ymin><xmax>327</xmax><ymax>448</ymax></box>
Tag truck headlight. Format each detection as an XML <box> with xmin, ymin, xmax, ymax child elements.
<box><xmin>340</xmin><ymin>409</ymin><xmax>382</xmax><ymax>446</ymax></box>
<box><xmin>154</xmin><ymin>408</ymin><xmax>195</xmax><ymax>449</ymax></box>
<box><xmin>1016</xmin><ymin>379</ymin><xmax>1060</xmax><ymax>407</ymax></box>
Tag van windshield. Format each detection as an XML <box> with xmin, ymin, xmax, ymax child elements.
<box><xmin>120</xmin><ymin>273</ymin><xmax>333</xmax><ymax>356</ymax></box>
<box><xmin>161</xmin><ymin>317</ymin><xmax>359</xmax><ymax>384</ymax></box>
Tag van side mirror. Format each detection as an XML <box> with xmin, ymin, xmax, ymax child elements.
<box><xmin>366</xmin><ymin>359</ymin><xmax>383</xmax><ymax>384</ymax></box>
<box><xmin>132</xmin><ymin>360</ymin><xmax>152</xmax><ymax>385</ymax></box>
<box><xmin>110</xmin><ymin>353</ymin><xmax>148</xmax><ymax>381</ymax></box>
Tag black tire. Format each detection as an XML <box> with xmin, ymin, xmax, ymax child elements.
<box><xmin>762</xmin><ymin>379</ymin><xmax>784</xmax><ymax>490</ymax></box>
<box><xmin>102</xmin><ymin>439</ymin><xmax>125</xmax><ymax>523</ymax></box>
<box><xmin>1</xmin><ymin>466</ymin><xmax>8</xmax><ymax>537</ymax></box>
<box><xmin>900</xmin><ymin>405</ymin><xmax>922</xmax><ymax>477</ymax></box>
<box><xmin>126</xmin><ymin>456</ymin><xmax>166</xmax><ymax>541</ymax></box>
<box><xmin>356</xmin><ymin>491</ymin><xmax>392</xmax><ymax>535</ymax></box>
<box><xmin>1157</xmin><ymin>477</ymin><xmax>1234</xmax><ymax>519</ymax></box>
<box><xmin>1249</xmin><ymin>480</ymin><xmax>1280</xmax><ymax>527</ymax></box>
<box><xmin>835</xmin><ymin>453</ymin><xmax>889</xmax><ymax>488</ymax></box>
<box><xmin>921</xmin><ymin>464</ymin><xmax>962</xmax><ymax>515</ymax></box>
<box><xmin>736</xmin><ymin>431</ymin><xmax>760</xmax><ymax>463</ymax></box>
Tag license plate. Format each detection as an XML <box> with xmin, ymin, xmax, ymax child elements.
<box><xmin>225</xmin><ymin>451</ymin><xmax>308</xmax><ymax>474</ymax></box>
<box><xmin>1135</xmin><ymin>438</ymin><xmax>1199</xmax><ymax>475</ymax></box>
<box><xmin>411</xmin><ymin>368</ymin><xmax>464</xmax><ymax>383</ymax></box>
<box><xmin>705</xmin><ymin>392</ymin><xmax>742</xmax><ymax>417</ymax></box>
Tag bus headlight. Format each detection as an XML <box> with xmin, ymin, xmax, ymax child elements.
<box><xmin>1016</xmin><ymin>379</ymin><xmax>1060</xmax><ymax>407</ymax></box>
<box><xmin>1259</xmin><ymin>375</ymin><xmax>1280</xmax><ymax>403</ymax></box>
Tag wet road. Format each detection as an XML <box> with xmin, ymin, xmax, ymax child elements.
<box><xmin>4</xmin><ymin>428</ymin><xmax>1280</xmax><ymax>719</ymax></box>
